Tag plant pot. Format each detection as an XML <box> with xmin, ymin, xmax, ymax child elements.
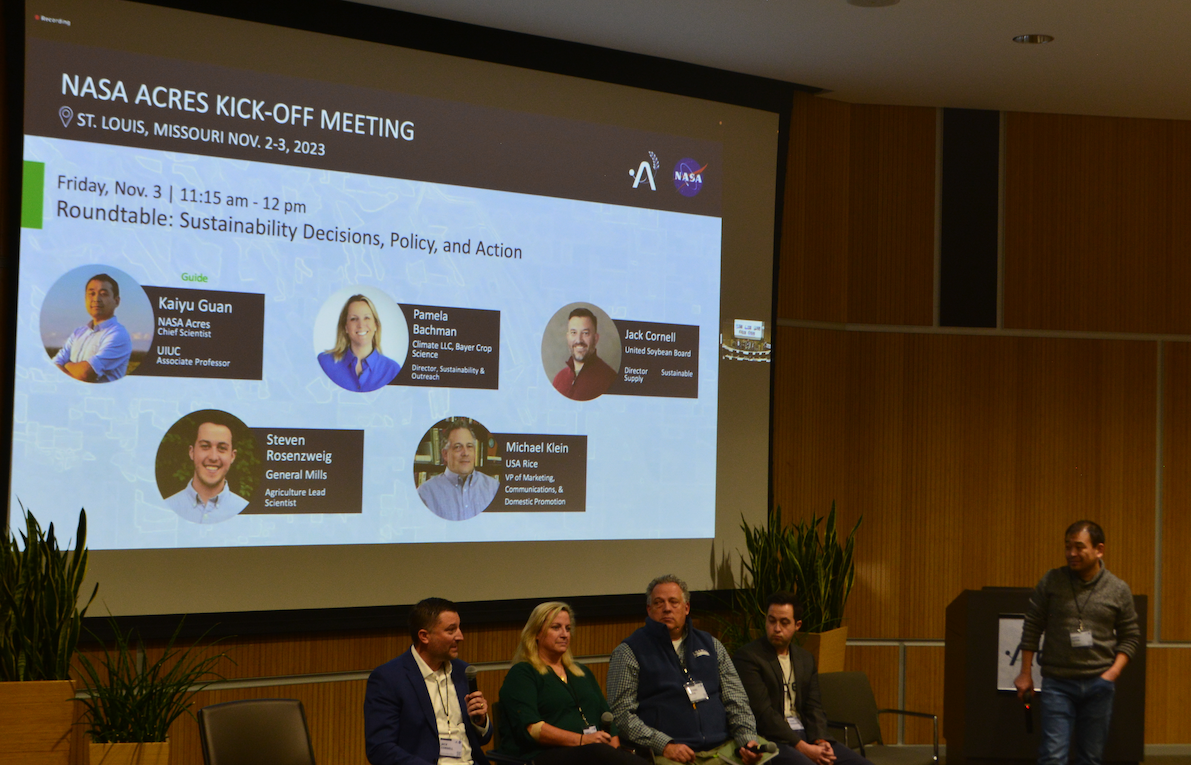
<box><xmin>799</xmin><ymin>626</ymin><xmax>848</xmax><ymax>673</ymax></box>
<box><xmin>0</xmin><ymin>679</ymin><xmax>76</xmax><ymax>764</ymax></box>
<box><xmin>89</xmin><ymin>741</ymin><xmax>169</xmax><ymax>765</ymax></box>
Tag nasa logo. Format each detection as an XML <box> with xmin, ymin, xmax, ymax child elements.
<box><xmin>673</xmin><ymin>158</ymin><xmax>707</xmax><ymax>198</ymax></box>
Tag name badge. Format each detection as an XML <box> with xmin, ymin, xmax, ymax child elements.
<box><xmin>684</xmin><ymin>680</ymin><xmax>709</xmax><ymax>702</ymax></box>
<box><xmin>786</xmin><ymin>715</ymin><xmax>805</xmax><ymax>731</ymax></box>
<box><xmin>582</xmin><ymin>726</ymin><xmax>597</xmax><ymax>735</ymax></box>
<box><xmin>439</xmin><ymin>738</ymin><xmax>464</xmax><ymax>758</ymax></box>
<box><xmin>1070</xmin><ymin>630</ymin><xmax>1094</xmax><ymax>648</ymax></box>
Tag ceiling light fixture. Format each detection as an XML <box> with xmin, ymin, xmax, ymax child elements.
<box><xmin>847</xmin><ymin>0</ymin><xmax>900</xmax><ymax>7</ymax></box>
<box><xmin>1013</xmin><ymin>34</ymin><xmax>1054</xmax><ymax>44</ymax></box>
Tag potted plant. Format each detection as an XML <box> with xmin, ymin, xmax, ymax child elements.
<box><xmin>0</xmin><ymin>507</ymin><xmax>97</xmax><ymax>765</ymax></box>
<box><xmin>786</xmin><ymin>504</ymin><xmax>860</xmax><ymax>672</ymax></box>
<box><xmin>725</xmin><ymin>503</ymin><xmax>860</xmax><ymax>672</ymax></box>
<box><xmin>78</xmin><ymin>617</ymin><xmax>229</xmax><ymax>765</ymax></box>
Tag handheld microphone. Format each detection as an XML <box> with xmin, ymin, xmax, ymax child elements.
<box><xmin>600</xmin><ymin>712</ymin><xmax>614</xmax><ymax>734</ymax></box>
<box><xmin>465</xmin><ymin>665</ymin><xmax>479</xmax><ymax>695</ymax></box>
<box><xmin>1022</xmin><ymin>689</ymin><xmax>1034</xmax><ymax>734</ymax></box>
<box><xmin>744</xmin><ymin>742</ymin><xmax>777</xmax><ymax>755</ymax></box>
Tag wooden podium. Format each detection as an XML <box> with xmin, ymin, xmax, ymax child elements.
<box><xmin>944</xmin><ymin>588</ymin><xmax>1146</xmax><ymax>765</ymax></box>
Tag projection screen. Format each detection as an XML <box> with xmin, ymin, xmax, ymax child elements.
<box><xmin>4</xmin><ymin>0</ymin><xmax>785</xmax><ymax>617</ymax></box>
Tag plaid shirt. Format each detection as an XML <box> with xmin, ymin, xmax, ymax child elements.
<box><xmin>607</xmin><ymin>629</ymin><xmax>759</xmax><ymax>753</ymax></box>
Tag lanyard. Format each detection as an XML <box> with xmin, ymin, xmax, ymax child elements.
<box><xmin>433</xmin><ymin>669</ymin><xmax>457</xmax><ymax>728</ymax></box>
<box><xmin>1068</xmin><ymin>568</ymin><xmax>1102</xmax><ymax>632</ymax></box>
<box><xmin>556</xmin><ymin>668</ymin><xmax>591</xmax><ymax>728</ymax></box>
<box><xmin>670</xmin><ymin>639</ymin><xmax>700</xmax><ymax>711</ymax></box>
<box><xmin>781</xmin><ymin>662</ymin><xmax>796</xmax><ymax>708</ymax></box>
<box><xmin>775</xmin><ymin>655</ymin><xmax>797</xmax><ymax>718</ymax></box>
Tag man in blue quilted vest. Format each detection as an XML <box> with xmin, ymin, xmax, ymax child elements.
<box><xmin>608</xmin><ymin>575</ymin><xmax>794</xmax><ymax>765</ymax></box>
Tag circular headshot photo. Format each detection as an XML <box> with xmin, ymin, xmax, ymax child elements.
<box><xmin>413</xmin><ymin>417</ymin><xmax>500</xmax><ymax>521</ymax></box>
<box><xmin>313</xmin><ymin>286</ymin><xmax>408</xmax><ymax>392</ymax></box>
<box><xmin>541</xmin><ymin>303</ymin><xmax>621</xmax><ymax>401</ymax></box>
<box><xmin>40</xmin><ymin>265</ymin><xmax>154</xmax><ymax>383</ymax></box>
<box><xmin>155</xmin><ymin>409</ymin><xmax>262</xmax><ymax>524</ymax></box>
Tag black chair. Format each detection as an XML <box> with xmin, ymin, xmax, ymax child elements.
<box><xmin>817</xmin><ymin>672</ymin><xmax>938</xmax><ymax>765</ymax></box>
<box><xmin>198</xmin><ymin>698</ymin><xmax>317</xmax><ymax>765</ymax></box>
<box><xmin>487</xmin><ymin>700</ymin><xmax>532</xmax><ymax>765</ymax></box>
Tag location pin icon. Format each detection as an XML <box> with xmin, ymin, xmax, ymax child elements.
<box><xmin>59</xmin><ymin>106</ymin><xmax>73</xmax><ymax>128</ymax></box>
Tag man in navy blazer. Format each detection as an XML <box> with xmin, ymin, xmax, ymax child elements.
<box><xmin>365</xmin><ymin>597</ymin><xmax>493</xmax><ymax>765</ymax></box>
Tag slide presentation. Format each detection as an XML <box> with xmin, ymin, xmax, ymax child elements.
<box><xmin>11</xmin><ymin>5</ymin><xmax>740</xmax><ymax>552</ymax></box>
<box><xmin>5</xmin><ymin>0</ymin><xmax>782</xmax><ymax>614</ymax></box>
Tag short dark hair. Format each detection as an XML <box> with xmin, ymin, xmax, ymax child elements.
<box><xmin>409</xmin><ymin>597</ymin><xmax>459</xmax><ymax>643</ymax></box>
<box><xmin>1066</xmin><ymin>520</ymin><xmax>1105</xmax><ymax>548</ymax></box>
<box><xmin>193</xmin><ymin>412</ymin><xmax>238</xmax><ymax>449</ymax></box>
<box><xmin>766</xmin><ymin>591</ymin><xmax>803</xmax><ymax>621</ymax></box>
<box><xmin>568</xmin><ymin>307</ymin><xmax>597</xmax><ymax>331</ymax></box>
<box><xmin>87</xmin><ymin>273</ymin><xmax>120</xmax><ymax>300</ymax></box>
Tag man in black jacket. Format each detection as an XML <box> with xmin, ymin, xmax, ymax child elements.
<box><xmin>733</xmin><ymin>593</ymin><xmax>871</xmax><ymax>765</ymax></box>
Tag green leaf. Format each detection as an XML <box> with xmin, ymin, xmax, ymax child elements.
<box><xmin>722</xmin><ymin>502</ymin><xmax>862</xmax><ymax>646</ymax></box>
<box><xmin>78</xmin><ymin>616</ymin><xmax>233</xmax><ymax>743</ymax></box>
<box><xmin>0</xmin><ymin>505</ymin><xmax>94</xmax><ymax>681</ymax></box>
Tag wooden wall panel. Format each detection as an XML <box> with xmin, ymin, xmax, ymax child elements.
<box><xmin>1004</xmin><ymin>112</ymin><xmax>1191</xmax><ymax>333</ymax></box>
<box><xmin>846</xmin><ymin>105</ymin><xmax>937</xmax><ymax>327</ymax></box>
<box><xmin>199</xmin><ymin>631</ymin><xmax>406</xmax><ymax>680</ymax></box>
<box><xmin>842</xmin><ymin>646</ymin><xmax>899</xmax><ymax>746</ymax></box>
<box><xmin>773</xmin><ymin>328</ymin><xmax>1157</xmax><ymax>640</ymax></box>
<box><xmin>840</xmin><ymin>331</ymin><xmax>908</xmax><ymax>638</ymax></box>
<box><xmin>903</xmin><ymin>646</ymin><xmax>944</xmax><ymax>746</ymax></box>
<box><xmin>138</xmin><ymin>630</ymin><xmax>475</xmax><ymax>682</ymax></box>
<box><xmin>1145</xmin><ymin>647</ymin><xmax>1191</xmax><ymax>743</ymax></box>
<box><xmin>777</xmin><ymin>98</ymin><xmax>935</xmax><ymax>326</ymax></box>
<box><xmin>121</xmin><ymin>616</ymin><xmax>642</xmax><ymax>685</ymax></box>
<box><xmin>778</xmin><ymin>92</ymin><xmax>851</xmax><ymax>322</ymax></box>
<box><xmin>1162</xmin><ymin>342</ymin><xmax>1191</xmax><ymax>640</ymax></box>
<box><xmin>571</xmin><ymin>617</ymin><xmax>650</xmax><ymax>657</ymax></box>
<box><xmin>772</xmin><ymin>325</ymin><xmax>849</xmax><ymax>518</ymax></box>
<box><xmin>583</xmin><ymin>661</ymin><xmax>610</xmax><ymax>694</ymax></box>
<box><xmin>458</xmin><ymin>623</ymin><xmax>523</xmax><ymax>665</ymax></box>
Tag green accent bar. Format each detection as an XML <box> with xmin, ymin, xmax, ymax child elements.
<box><xmin>21</xmin><ymin>161</ymin><xmax>46</xmax><ymax>229</ymax></box>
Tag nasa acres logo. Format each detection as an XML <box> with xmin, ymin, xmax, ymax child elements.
<box><xmin>673</xmin><ymin>158</ymin><xmax>707</xmax><ymax>198</ymax></box>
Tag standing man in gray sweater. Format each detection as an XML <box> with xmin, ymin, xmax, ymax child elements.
<box><xmin>1015</xmin><ymin>520</ymin><xmax>1140</xmax><ymax>765</ymax></box>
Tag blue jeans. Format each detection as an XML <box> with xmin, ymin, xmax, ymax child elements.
<box><xmin>1038</xmin><ymin>675</ymin><xmax>1116</xmax><ymax>765</ymax></box>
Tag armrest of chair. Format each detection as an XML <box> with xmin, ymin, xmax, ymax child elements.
<box><xmin>875</xmin><ymin>709</ymin><xmax>938</xmax><ymax>763</ymax></box>
<box><xmin>487</xmin><ymin>753</ymin><xmax>532</xmax><ymax>765</ymax></box>
<box><xmin>824</xmin><ymin>720</ymin><xmax>865</xmax><ymax>757</ymax></box>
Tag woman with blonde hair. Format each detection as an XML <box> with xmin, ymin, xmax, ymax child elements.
<box><xmin>317</xmin><ymin>293</ymin><xmax>401</xmax><ymax>392</ymax></box>
<box><xmin>497</xmin><ymin>602</ymin><xmax>641</xmax><ymax>765</ymax></box>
